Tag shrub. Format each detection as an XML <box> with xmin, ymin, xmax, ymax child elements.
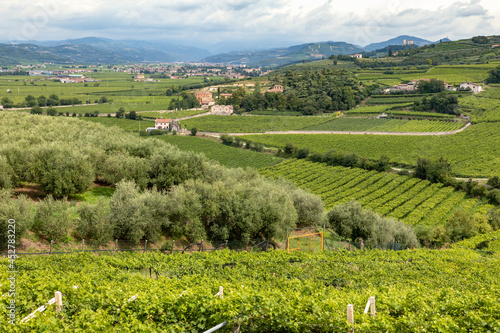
<box><xmin>35</xmin><ymin>146</ymin><xmax>95</xmax><ymax>198</ymax></box>
<box><xmin>326</xmin><ymin>201</ymin><xmax>418</xmax><ymax>248</ymax></box>
<box><xmin>109</xmin><ymin>181</ymin><xmax>169</xmax><ymax>243</ymax></box>
<box><xmin>75</xmin><ymin>198</ymin><xmax>112</xmax><ymax>246</ymax></box>
<box><xmin>0</xmin><ymin>190</ymin><xmax>35</xmax><ymax>246</ymax></box>
<box><xmin>0</xmin><ymin>155</ymin><xmax>15</xmax><ymax>189</ymax></box>
<box><xmin>33</xmin><ymin>196</ymin><xmax>72</xmax><ymax>242</ymax></box>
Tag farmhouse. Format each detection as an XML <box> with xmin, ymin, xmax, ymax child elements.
<box><xmin>134</xmin><ymin>74</ymin><xmax>145</xmax><ymax>81</ymax></box>
<box><xmin>211</xmin><ymin>105</ymin><xmax>234</xmax><ymax>115</ymax></box>
<box><xmin>195</xmin><ymin>91</ymin><xmax>215</xmax><ymax>108</ymax></box>
<box><xmin>219</xmin><ymin>93</ymin><xmax>233</xmax><ymax>98</ymax></box>
<box><xmin>460</xmin><ymin>82</ymin><xmax>482</xmax><ymax>93</ymax></box>
<box><xmin>262</xmin><ymin>85</ymin><xmax>284</xmax><ymax>94</ymax></box>
<box><xmin>350</xmin><ymin>54</ymin><xmax>363</xmax><ymax>59</ymax></box>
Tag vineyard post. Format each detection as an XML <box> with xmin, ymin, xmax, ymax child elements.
<box><xmin>370</xmin><ymin>297</ymin><xmax>376</xmax><ymax>317</ymax></box>
<box><xmin>286</xmin><ymin>229</ymin><xmax>289</xmax><ymax>253</ymax></box>
<box><xmin>322</xmin><ymin>225</ymin><xmax>325</xmax><ymax>251</ymax></box>
<box><xmin>114</xmin><ymin>239</ymin><xmax>118</xmax><ymax>255</ymax></box>
<box><xmin>144</xmin><ymin>240</ymin><xmax>147</xmax><ymax>253</ymax></box>
<box><xmin>347</xmin><ymin>304</ymin><xmax>354</xmax><ymax>331</ymax></box>
<box><xmin>82</xmin><ymin>239</ymin><xmax>85</xmax><ymax>252</ymax></box>
<box><xmin>49</xmin><ymin>240</ymin><xmax>53</xmax><ymax>255</ymax></box>
<box><xmin>200</xmin><ymin>239</ymin><xmax>203</xmax><ymax>252</ymax></box>
<box><xmin>55</xmin><ymin>291</ymin><xmax>62</xmax><ymax>312</ymax></box>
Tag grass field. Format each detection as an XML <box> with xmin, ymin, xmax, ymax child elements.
<box><xmin>180</xmin><ymin>114</ymin><xmax>335</xmax><ymax>133</ymax></box>
<box><xmin>79</xmin><ymin>117</ymin><xmax>154</xmax><ymax>132</ymax></box>
<box><xmin>243</xmin><ymin>122</ymin><xmax>500</xmax><ymax>178</ymax></box>
<box><xmin>301</xmin><ymin>117</ymin><xmax>465</xmax><ymax>132</ymax></box>
<box><xmin>155</xmin><ymin>135</ymin><xmax>283</xmax><ymax>169</ymax></box>
<box><xmin>260</xmin><ymin>159</ymin><xmax>494</xmax><ymax>226</ymax></box>
<box><xmin>0</xmin><ymin>70</ymin><xmax>218</xmax><ymax>114</ymax></box>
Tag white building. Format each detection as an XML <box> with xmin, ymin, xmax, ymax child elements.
<box><xmin>211</xmin><ymin>105</ymin><xmax>234</xmax><ymax>115</ymax></box>
<box><xmin>460</xmin><ymin>82</ymin><xmax>482</xmax><ymax>93</ymax></box>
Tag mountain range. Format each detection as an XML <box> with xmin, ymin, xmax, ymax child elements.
<box><xmin>0</xmin><ymin>35</ymin><xmax>449</xmax><ymax>66</ymax></box>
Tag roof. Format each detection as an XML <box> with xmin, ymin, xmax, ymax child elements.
<box><xmin>155</xmin><ymin>119</ymin><xmax>172</xmax><ymax>123</ymax></box>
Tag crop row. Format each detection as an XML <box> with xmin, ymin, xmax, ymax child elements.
<box><xmin>244</xmin><ymin>122</ymin><xmax>500</xmax><ymax>178</ymax></box>
<box><xmin>157</xmin><ymin>135</ymin><xmax>283</xmax><ymax>169</ymax></box>
<box><xmin>260</xmin><ymin>160</ymin><xmax>491</xmax><ymax>226</ymax></box>
<box><xmin>1</xmin><ymin>249</ymin><xmax>499</xmax><ymax>332</ymax></box>
<box><xmin>302</xmin><ymin>118</ymin><xmax>464</xmax><ymax>132</ymax></box>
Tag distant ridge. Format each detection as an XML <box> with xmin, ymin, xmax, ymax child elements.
<box><xmin>202</xmin><ymin>41</ymin><xmax>364</xmax><ymax>66</ymax></box>
<box><xmin>364</xmin><ymin>35</ymin><xmax>450</xmax><ymax>52</ymax></box>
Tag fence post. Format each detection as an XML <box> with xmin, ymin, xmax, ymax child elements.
<box><xmin>82</xmin><ymin>239</ymin><xmax>85</xmax><ymax>252</ymax></box>
<box><xmin>49</xmin><ymin>240</ymin><xmax>53</xmax><ymax>255</ymax></box>
<box><xmin>200</xmin><ymin>240</ymin><xmax>203</xmax><ymax>252</ymax></box>
<box><xmin>347</xmin><ymin>304</ymin><xmax>354</xmax><ymax>332</ymax></box>
<box><xmin>309</xmin><ymin>235</ymin><xmax>312</xmax><ymax>252</ymax></box>
<box><xmin>55</xmin><ymin>291</ymin><xmax>63</xmax><ymax>312</ymax></box>
<box><xmin>322</xmin><ymin>225</ymin><xmax>325</xmax><ymax>251</ymax></box>
<box><xmin>286</xmin><ymin>229</ymin><xmax>289</xmax><ymax>253</ymax></box>
<box><xmin>114</xmin><ymin>239</ymin><xmax>118</xmax><ymax>255</ymax></box>
<box><xmin>144</xmin><ymin>239</ymin><xmax>147</xmax><ymax>253</ymax></box>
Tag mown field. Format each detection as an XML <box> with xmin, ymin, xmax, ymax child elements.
<box><xmin>301</xmin><ymin>118</ymin><xmax>464</xmax><ymax>132</ymax></box>
<box><xmin>1</xmin><ymin>248</ymin><xmax>499</xmax><ymax>332</ymax></box>
<box><xmin>156</xmin><ymin>135</ymin><xmax>283</xmax><ymax>169</ymax></box>
<box><xmin>260</xmin><ymin>159</ymin><xmax>493</xmax><ymax>226</ymax></box>
<box><xmin>243</xmin><ymin>122</ymin><xmax>500</xmax><ymax>178</ymax></box>
<box><xmin>80</xmin><ymin>117</ymin><xmax>155</xmax><ymax>132</ymax></box>
<box><xmin>180</xmin><ymin>115</ymin><xmax>335</xmax><ymax>133</ymax></box>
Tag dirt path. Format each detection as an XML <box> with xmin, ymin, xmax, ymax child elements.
<box><xmin>199</xmin><ymin>122</ymin><xmax>471</xmax><ymax>137</ymax></box>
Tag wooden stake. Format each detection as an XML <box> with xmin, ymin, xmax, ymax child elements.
<box><xmin>347</xmin><ymin>304</ymin><xmax>354</xmax><ymax>327</ymax></box>
<box><xmin>55</xmin><ymin>291</ymin><xmax>62</xmax><ymax>312</ymax></box>
<box><xmin>49</xmin><ymin>240</ymin><xmax>53</xmax><ymax>255</ymax></box>
<box><xmin>144</xmin><ymin>239</ymin><xmax>148</xmax><ymax>253</ymax></box>
<box><xmin>370</xmin><ymin>297</ymin><xmax>376</xmax><ymax>317</ymax></box>
<box><xmin>82</xmin><ymin>239</ymin><xmax>85</xmax><ymax>252</ymax></box>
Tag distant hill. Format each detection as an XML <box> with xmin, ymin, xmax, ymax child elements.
<box><xmin>3</xmin><ymin>37</ymin><xmax>212</xmax><ymax>64</ymax></box>
<box><xmin>364</xmin><ymin>35</ymin><xmax>450</xmax><ymax>52</ymax></box>
<box><xmin>202</xmin><ymin>41</ymin><xmax>364</xmax><ymax>67</ymax></box>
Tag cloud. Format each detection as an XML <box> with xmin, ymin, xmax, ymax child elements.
<box><xmin>1</xmin><ymin>0</ymin><xmax>498</xmax><ymax>49</ymax></box>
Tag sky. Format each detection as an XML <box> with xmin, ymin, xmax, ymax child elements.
<box><xmin>1</xmin><ymin>0</ymin><xmax>499</xmax><ymax>51</ymax></box>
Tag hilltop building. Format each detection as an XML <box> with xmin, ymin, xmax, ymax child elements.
<box><xmin>350</xmin><ymin>54</ymin><xmax>363</xmax><ymax>59</ymax></box>
<box><xmin>262</xmin><ymin>85</ymin><xmax>284</xmax><ymax>94</ymax></box>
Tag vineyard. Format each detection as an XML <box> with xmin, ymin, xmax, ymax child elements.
<box><xmin>344</xmin><ymin>106</ymin><xmax>455</xmax><ymax>119</ymax></box>
<box><xmin>138</xmin><ymin>109</ymin><xmax>208</xmax><ymax>119</ymax></box>
<box><xmin>1</xmin><ymin>249</ymin><xmax>499</xmax><ymax>332</ymax></box>
<box><xmin>179</xmin><ymin>115</ymin><xmax>335</xmax><ymax>133</ymax></box>
<box><xmin>156</xmin><ymin>135</ymin><xmax>282</xmax><ymax>169</ymax></box>
<box><xmin>301</xmin><ymin>118</ymin><xmax>464</xmax><ymax>132</ymax></box>
<box><xmin>259</xmin><ymin>159</ymin><xmax>494</xmax><ymax>226</ymax></box>
<box><xmin>244</xmin><ymin>122</ymin><xmax>500</xmax><ymax>178</ymax></box>
<box><xmin>460</xmin><ymin>86</ymin><xmax>500</xmax><ymax>123</ymax></box>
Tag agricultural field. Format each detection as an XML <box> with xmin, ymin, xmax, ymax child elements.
<box><xmin>1</xmin><ymin>249</ymin><xmax>499</xmax><ymax>332</ymax></box>
<box><xmin>301</xmin><ymin>118</ymin><xmax>465</xmax><ymax>132</ymax></box>
<box><xmin>356</xmin><ymin>64</ymin><xmax>497</xmax><ymax>87</ymax></box>
<box><xmin>244</xmin><ymin>122</ymin><xmax>500</xmax><ymax>178</ymax></box>
<box><xmin>179</xmin><ymin>114</ymin><xmax>335</xmax><ymax>133</ymax></box>
<box><xmin>460</xmin><ymin>86</ymin><xmax>500</xmax><ymax>123</ymax></box>
<box><xmin>138</xmin><ymin>109</ymin><xmax>208</xmax><ymax>119</ymax></box>
<box><xmin>0</xmin><ymin>71</ymin><xmax>218</xmax><ymax>114</ymax></box>
<box><xmin>156</xmin><ymin>135</ymin><xmax>283</xmax><ymax>169</ymax></box>
<box><xmin>80</xmin><ymin>117</ymin><xmax>154</xmax><ymax>132</ymax></box>
<box><xmin>345</xmin><ymin>106</ymin><xmax>454</xmax><ymax>119</ymax></box>
<box><xmin>259</xmin><ymin>159</ymin><xmax>494</xmax><ymax>226</ymax></box>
